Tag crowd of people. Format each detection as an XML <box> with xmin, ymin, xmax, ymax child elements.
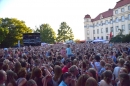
<box><xmin>0</xmin><ymin>42</ymin><xmax>130</xmax><ymax>86</ymax></box>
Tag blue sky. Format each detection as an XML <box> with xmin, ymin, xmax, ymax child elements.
<box><xmin>0</xmin><ymin>0</ymin><xmax>119</xmax><ymax>40</ymax></box>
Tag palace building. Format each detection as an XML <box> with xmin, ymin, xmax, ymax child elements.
<box><xmin>84</xmin><ymin>0</ymin><xmax>130</xmax><ymax>41</ymax></box>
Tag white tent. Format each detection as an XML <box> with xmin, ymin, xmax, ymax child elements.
<box><xmin>93</xmin><ymin>39</ymin><xmax>105</xmax><ymax>42</ymax></box>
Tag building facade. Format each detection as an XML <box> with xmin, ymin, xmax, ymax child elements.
<box><xmin>84</xmin><ymin>0</ymin><xmax>130</xmax><ymax>41</ymax></box>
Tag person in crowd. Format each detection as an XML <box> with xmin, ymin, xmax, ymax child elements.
<box><xmin>69</xmin><ymin>65</ymin><xmax>79</xmax><ymax>81</ymax></box>
<box><xmin>47</xmin><ymin>65</ymin><xmax>62</xmax><ymax>86</ymax></box>
<box><xmin>0</xmin><ymin>70</ymin><xmax>7</xmax><ymax>86</ymax></box>
<box><xmin>87</xmin><ymin>68</ymin><xmax>98</xmax><ymax>82</ymax></box>
<box><xmin>76</xmin><ymin>74</ymin><xmax>89</xmax><ymax>86</ymax></box>
<box><xmin>26</xmin><ymin>79</ymin><xmax>37</xmax><ymax>86</ymax></box>
<box><xmin>113</xmin><ymin>58</ymin><xmax>125</xmax><ymax>80</ymax></box>
<box><xmin>66</xmin><ymin>45</ymin><xmax>73</xmax><ymax>58</ymax></box>
<box><xmin>59</xmin><ymin>72</ymin><xmax>72</xmax><ymax>86</ymax></box>
<box><xmin>99</xmin><ymin>70</ymin><xmax>113</xmax><ymax>86</ymax></box>
<box><xmin>118</xmin><ymin>73</ymin><xmax>130</xmax><ymax>86</ymax></box>
<box><xmin>85</xmin><ymin>77</ymin><xmax>97</xmax><ymax>86</ymax></box>
<box><xmin>5</xmin><ymin>70</ymin><xmax>17</xmax><ymax>86</ymax></box>
<box><xmin>124</xmin><ymin>61</ymin><xmax>130</xmax><ymax>76</ymax></box>
<box><xmin>16</xmin><ymin>68</ymin><xmax>27</xmax><ymax>86</ymax></box>
<box><xmin>62</xmin><ymin>59</ymin><xmax>72</xmax><ymax>73</ymax></box>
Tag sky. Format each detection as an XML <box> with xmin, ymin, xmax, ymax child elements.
<box><xmin>0</xmin><ymin>0</ymin><xmax>119</xmax><ymax>40</ymax></box>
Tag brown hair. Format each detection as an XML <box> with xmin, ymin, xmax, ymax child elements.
<box><xmin>85</xmin><ymin>77</ymin><xmax>97</xmax><ymax>86</ymax></box>
<box><xmin>54</xmin><ymin>65</ymin><xmax>62</xmax><ymax>77</ymax></box>
<box><xmin>103</xmin><ymin>70</ymin><xmax>112</xmax><ymax>84</ymax></box>
<box><xmin>2</xmin><ymin>64</ymin><xmax>9</xmax><ymax>71</ymax></box>
<box><xmin>88</xmin><ymin>68</ymin><xmax>98</xmax><ymax>82</ymax></box>
<box><xmin>34</xmin><ymin>68</ymin><xmax>42</xmax><ymax>78</ymax></box>
<box><xmin>100</xmin><ymin>60</ymin><xmax>105</xmax><ymax>67</ymax></box>
<box><xmin>119</xmin><ymin>73</ymin><xmax>130</xmax><ymax>86</ymax></box>
<box><xmin>14</xmin><ymin>62</ymin><xmax>21</xmax><ymax>75</ymax></box>
<box><xmin>18</xmin><ymin>68</ymin><xmax>27</xmax><ymax>78</ymax></box>
<box><xmin>76</xmin><ymin>74</ymin><xmax>89</xmax><ymax>86</ymax></box>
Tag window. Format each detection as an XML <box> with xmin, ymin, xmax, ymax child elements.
<box><xmin>100</xmin><ymin>21</ymin><xmax>103</xmax><ymax>26</ymax></box>
<box><xmin>128</xmin><ymin>6</ymin><xmax>130</xmax><ymax>10</ymax></box>
<box><xmin>128</xmin><ymin>24</ymin><xmax>130</xmax><ymax>30</ymax></box>
<box><xmin>106</xmin><ymin>28</ymin><xmax>108</xmax><ymax>33</ymax></box>
<box><xmin>121</xmin><ymin>16</ymin><xmax>125</xmax><ymax>21</ymax></box>
<box><xmin>101</xmin><ymin>36</ymin><xmax>103</xmax><ymax>39</ymax></box>
<box><xmin>101</xmin><ymin>28</ymin><xmax>103</xmax><ymax>33</ymax></box>
<box><xmin>97</xmin><ymin>22</ymin><xmax>99</xmax><ymax>27</ymax></box>
<box><xmin>94</xmin><ymin>37</ymin><xmax>95</xmax><ymax>40</ymax></box>
<box><xmin>121</xmin><ymin>8</ymin><xmax>124</xmax><ymax>12</ymax></box>
<box><xmin>97</xmin><ymin>37</ymin><xmax>99</xmax><ymax>39</ymax></box>
<box><xmin>87</xmin><ymin>30</ymin><xmax>89</xmax><ymax>35</ymax></box>
<box><xmin>110</xmin><ymin>19</ymin><xmax>113</xmax><ymax>24</ymax></box>
<box><xmin>115</xmin><ymin>10</ymin><xmax>118</xmax><ymax>14</ymax></box>
<box><xmin>122</xmin><ymin>25</ymin><xmax>125</xmax><ymax>31</ymax></box>
<box><xmin>105</xmin><ymin>20</ymin><xmax>108</xmax><ymax>25</ymax></box>
<box><xmin>116</xmin><ymin>26</ymin><xmax>119</xmax><ymax>31</ymax></box>
<box><xmin>129</xmin><ymin>14</ymin><xmax>130</xmax><ymax>20</ymax></box>
<box><xmin>106</xmin><ymin>36</ymin><xmax>108</xmax><ymax>40</ymax></box>
<box><xmin>93</xmin><ymin>30</ymin><xmax>95</xmax><ymax>34</ymax></box>
<box><xmin>111</xmin><ymin>27</ymin><xmax>113</xmax><ymax>32</ymax></box>
<box><xmin>97</xmin><ymin>29</ymin><xmax>99</xmax><ymax>34</ymax></box>
<box><xmin>115</xmin><ymin>17</ymin><xmax>119</xmax><ymax>22</ymax></box>
<box><xmin>87</xmin><ymin>37</ymin><xmax>89</xmax><ymax>40</ymax></box>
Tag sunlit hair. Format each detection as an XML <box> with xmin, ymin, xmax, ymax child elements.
<box><xmin>27</xmin><ymin>79</ymin><xmax>37</xmax><ymax>86</ymax></box>
<box><xmin>85</xmin><ymin>77</ymin><xmax>97</xmax><ymax>86</ymax></box>
<box><xmin>76</xmin><ymin>74</ymin><xmax>89</xmax><ymax>86</ymax></box>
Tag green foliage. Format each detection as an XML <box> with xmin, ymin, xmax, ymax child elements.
<box><xmin>34</xmin><ymin>24</ymin><xmax>56</xmax><ymax>43</ymax></box>
<box><xmin>0</xmin><ymin>18</ymin><xmax>32</xmax><ymax>47</ymax></box>
<box><xmin>57</xmin><ymin>22</ymin><xmax>74</xmax><ymax>42</ymax></box>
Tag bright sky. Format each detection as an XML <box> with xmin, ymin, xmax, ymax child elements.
<box><xmin>0</xmin><ymin>0</ymin><xmax>119</xmax><ymax>40</ymax></box>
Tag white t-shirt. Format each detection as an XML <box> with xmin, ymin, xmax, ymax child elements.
<box><xmin>113</xmin><ymin>67</ymin><xmax>121</xmax><ymax>79</ymax></box>
<box><xmin>99</xmin><ymin>80</ymin><xmax>113</xmax><ymax>86</ymax></box>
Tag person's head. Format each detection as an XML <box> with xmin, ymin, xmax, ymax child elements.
<box><xmin>14</xmin><ymin>62</ymin><xmax>21</xmax><ymax>74</ymax></box>
<box><xmin>69</xmin><ymin>65</ymin><xmax>79</xmax><ymax>76</ymax></box>
<box><xmin>63</xmin><ymin>72</ymin><xmax>71</xmax><ymax>84</ymax></box>
<box><xmin>119</xmin><ymin>73</ymin><xmax>130</xmax><ymax>86</ymax></box>
<box><xmin>125</xmin><ymin>55</ymin><xmax>130</xmax><ymax>61</ymax></box>
<box><xmin>100</xmin><ymin>60</ymin><xmax>105</xmax><ymax>67</ymax></box>
<box><xmin>124</xmin><ymin>61</ymin><xmax>130</xmax><ymax>73</ymax></box>
<box><xmin>27</xmin><ymin>79</ymin><xmax>37</xmax><ymax>86</ymax></box>
<box><xmin>67</xmin><ymin>45</ymin><xmax>70</xmax><ymax>48</ymax></box>
<box><xmin>54</xmin><ymin>65</ymin><xmax>62</xmax><ymax>78</ymax></box>
<box><xmin>94</xmin><ymin>55</ymin><xmax>100</xmax><ymax>62</ymax></box>
<box><xmin>2</xmin><ymin>64</ymin><xmax>9</xmax><ymax>71</ymax></box>
<box><xmin>88</xmin><ymin>68</ymin><xmax>97</xmax><ymax>82</ymax></box>
<box><xmin>6</xmin><ymin>70</ymin><xmax>16</xmax><ymax>84</ymax></box>
<box><xmin>103</xmin><ymin>70</ymin><xmax>112</xmax><ymax>84</ymax></box>
<box><xmin>0</xmin><ymin>70</ymin><xmax>7</xmax><ymax>84</ymax></box>
<box><xmin>65</xmin><ymin>59</ymin><xmax>72</xmax><ymax>68</ymax></box>
<box><xmin>119</xmin><ymin>67</ymin><xmax>128</xmax><ymax>74</ymax></box>
<box><xmin>118</xmin><ymin>58</ymin><xmax>125</xmax><ymax>67</ymax></box>
<box><xmin>18</xmin><ymin>68</ymin><xmax>27</xmax><ymax>78</ymax></box>
<box><xmin>8</xmin><ymin>61</ymin><xmax>14</xmax><ymax>70</ymax></box>
<box><xmin>105</xmin><ymin>63</ymin><xmax>112</xmax><ymax>70</ymax></box>
<box><xmin>34</xmin><ymin>68</ymin><xmax>42</xmax><ymax>78</ymax></box>
<box><xmin>85</xmin><ymin>77</ymin><xmax>97</xmax><ymax>86</ymax></box>
<box><xmin>76</xmin><ymin>74</ymin><xmax>89</xmax><ymax>86</ymax></box>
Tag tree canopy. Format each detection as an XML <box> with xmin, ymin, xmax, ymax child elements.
<box><xmin>34</xmin><ymin>24</ymin><xmax>56</xmax><ymax>43</ymax></box>
<box><xmin>0</xmin><ymin>18</ymin><xmax>32</xmax><ymax>47</ymax></box>
<box><xmin>57</xmin><ymin>22</ymin><xmax>74</xmax><ymax>42</ymax></box>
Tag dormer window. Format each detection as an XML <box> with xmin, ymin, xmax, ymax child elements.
<box><xmin>100</xmin><ymin>15</ymin><xmax>103</xmax><ymax>19</ymax></box>
<box><xmin>97</xmin><ymin>22</ymin><xmax>99</xmax><ymax>26</ymax></box>
<box><xmin>121</xmin><ymin>8</ymin><xmax>124</xmax><ymax>12</ymax></box>
<box><xmin>115</xmin><ymin>10</ymin><xmax>118</xmax><ymax>14</ymax></box>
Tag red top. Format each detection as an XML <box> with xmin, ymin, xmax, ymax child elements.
<box><xmin>62</xmin><ymin>66</ymin><xmax>68</xmax><ymax>73</ymax></box>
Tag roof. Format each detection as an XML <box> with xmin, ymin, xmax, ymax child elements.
<box><xmin>92</xmin><ymin>9</ymin><xmax>113</xmax><ymax>22</ymax></box>
<box><xmin>87</xmin><ymin>0</ymin><xmax>130</xmax><ymax>22</ymax></box>
<box><xmin>114</xmin><ymin>0</ymin><xmax>130</xmax><ymax>9</ymax></box>
<box><xmin>84</xmin><ymin>14</ymin><xmax>91</xmax><ymax>19</ymax></box>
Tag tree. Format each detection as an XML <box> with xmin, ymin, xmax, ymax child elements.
<box><xmin>0</xmin><ymin>18</ymin><xmax>32</xmax><ymax>47</ymax></box>
<box><xmin>57</xmin><ymin>22</ymin><xmax>74</xmax><ymax>42</ymax></box>
<box><xmin>34</xmin><ymin>24</ymin><xmax>56</xmax><ymax>43</ymax></box>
